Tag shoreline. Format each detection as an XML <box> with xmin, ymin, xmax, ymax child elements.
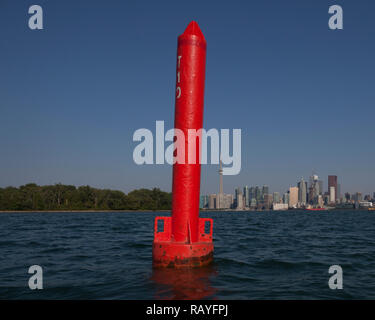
<box><xmin>0</xmin><ymin>210</ymin><xmax>172</xmax><ymax>213</ymax></box>
<box><xmin>0</xmin><ymin>208</ymin><xmax>369</xmax><ymax>213</ymax></box>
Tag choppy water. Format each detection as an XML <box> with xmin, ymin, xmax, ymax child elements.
<box><xmin>1</xmin><ymin>210</ymin><xmax>375</xmax><ymax>299</ymax></box>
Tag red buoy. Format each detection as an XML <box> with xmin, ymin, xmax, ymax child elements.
<box><xmin>152</xmin><ymin>21</ymin><xmax>214</xmax><ymax>268</ymax></box>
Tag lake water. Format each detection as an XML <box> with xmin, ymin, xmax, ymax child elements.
<box><xmin>1</xmin><ymin>210</ymin><xmax>374</xmax><ymax>299</ymax></box>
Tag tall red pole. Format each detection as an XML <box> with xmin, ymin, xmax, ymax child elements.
<box><xmin>172</xmin><ymin>21</ymin><xmax>206</xmax><ymax>243</ymax></box>
<box><xmin>152</xmin><ymin>21</ymin><xmax>214</xmax><ymax>268</ymax></box>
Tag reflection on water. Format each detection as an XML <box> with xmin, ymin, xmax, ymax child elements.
<box><xmin>151</xmin><ymin>265</ymin><xmax>218</xmax><ymax>300</ymax></box>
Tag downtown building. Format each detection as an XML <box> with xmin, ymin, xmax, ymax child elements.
<box><xmin>328</xmin><ymin>175</ymin><xmax>340</xmax><ymax>203</ymax></box>
<box><xmin>297</xmin><ymin>177</ymin><xmax>307</xmax><ymax>207</ymax></box>
<box><xmin>289</xmin><ymin>187</ymin><xmax>299</xmax><ymax>208</ymax></box>
<box><xmin>308</xmin><ymin>174</ymin><xmax>323</xmax><ymax>206</ymax></box>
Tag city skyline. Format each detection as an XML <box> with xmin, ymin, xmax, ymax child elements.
<box><xmin>201</xmin><ymin>170</ymin><xmax>373</xmax><ymax>199</ymax></box>
<box><xmin>201</xmin><ymin>168</ymin><xmax>373</xmax><ymax>210</ymax></box>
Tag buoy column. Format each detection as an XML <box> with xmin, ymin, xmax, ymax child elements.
<box><xmin>152</xmin><ymin>21</ymin><xmax>214</xmax><ymax>268</ymax></box>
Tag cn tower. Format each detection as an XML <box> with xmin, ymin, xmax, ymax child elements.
<box><xmin>218</xmin><ymin>160</ymin><xmax>223</xmax><ymax>209</ymax></box>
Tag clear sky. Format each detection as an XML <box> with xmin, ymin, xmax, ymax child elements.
<box><xmin>1</xmin><ymin>0</ymin><xmax>374</xmax><ymax>196</ymax></box>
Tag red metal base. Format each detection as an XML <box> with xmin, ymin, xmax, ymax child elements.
<box><xmin>153</xmin><ymin>241</ymin><xmax>213</xmax><ymax>268</ymax></box>
<box><xmin>152</xmin><ymin>216</ymin><xmax>214</xmax><ymax>268</ymax></box>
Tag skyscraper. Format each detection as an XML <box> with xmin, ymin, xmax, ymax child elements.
<box><xmin>263</xmin><ymin>194</ymin><xmax>273</xmax><ymax>210</ymax></box>
<box><xmin>329</xmin><ymin>186</ymin><xmax>336</xmax><ymax>203</ymax></box>
<box><xmin>318</xmin><ymin>180</ymin><xmax>323</xmax><ymax>195</ymax></box>
<box><xmin>309</xmin><ymin>174</ymin><xmax>321</xmax><ymax>205</ymax></box>
<box><xmin>328</xmin><ymin>175</ymin><xmax>338</xmax><ymax>201</ymax></box>
<box><xmin>235</xmin><ymin>187</ymin><xmax>244</xmax><ymax>210</ymax></box>
<box><xmin>283</xmin><ymin>192</ymin><xmax>289</xmax><ymax>205</ymax></box>
<box><xmin>208</xmin><ymin>194</ymin><xmax>217</xmax><ymax>209</ymax></box>
<box><xmin>262</xmin><ymin>185</ymin><xmax>269</xmax><ymax>197</ymax></box>
<box><xmin>289</xmin><ymin>187</ymin><xmax>298</xmax><ymax>208</ymax></box>
<box><xmin>297</xmin><ymin>177</ymin><xmax>307</xmax><ymax>205</ymax></box>
<box><xmin>249</xmin><ymin>187</ymin><xmax>255</xmax><ymax>204</ymax></box>
<box><xmin>200</xmin><ymin>195</ymin><xmax>209</xmax><ymax>208</ymax></box>
<box><xmin>255</xmin><ymin>186</ymin><xmax>261</xmax><ymax>203</ymax></box>
<box><xmin>235</xmin><ymin>187</ymin><xmax>241</xmax><ymax>208</ymax></box>
<box><xmin>243</xmin><ymin>186</ymin><xmax>250</xmax><ymax>207</ymax></box>
<box><xmin>273</xmin><ymin>192</ymin><xmax>281</xmax><ymax>204</ymax></box>
<box><xmin>223</xmin><ymin>194</ymin><xmax>234</xmax><ymax>209</ymax></box>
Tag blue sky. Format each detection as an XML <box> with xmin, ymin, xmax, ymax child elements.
<box><xmin>1</xmin><ymin>0</ymin><xmax>374</xmax><ymax>195</ymax></box>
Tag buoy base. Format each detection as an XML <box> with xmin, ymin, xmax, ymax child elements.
<box><xmin>153</xmin><ymin>241</ymin><xmax>214</xmax><ymax>268</ymax></box>
<box><xmin>152</xmin><ymin>216</ymin><xmax>214</xmax><ymax>268</ymax></box>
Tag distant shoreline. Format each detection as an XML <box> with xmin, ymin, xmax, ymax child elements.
<box><xmin>0</xmin><ymin>208</ymin><xmax>370</xmax><ymax>213</ymax></box>
<box><xmin>0</xmin><ymin>210</ymin><xmax>172</xmax><ymax>213</ymax></box>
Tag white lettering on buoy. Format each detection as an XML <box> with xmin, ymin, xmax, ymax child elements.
<box><xmin>176</xmin><ymin>56</ymin><xmax>182</xmax><ymax>99</ymax></box>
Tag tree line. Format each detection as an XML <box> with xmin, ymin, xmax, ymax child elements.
<box><xmin>0</xmin><ymin>184</ymin><xmax>172</xmax><ymax>211</ymax></box>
